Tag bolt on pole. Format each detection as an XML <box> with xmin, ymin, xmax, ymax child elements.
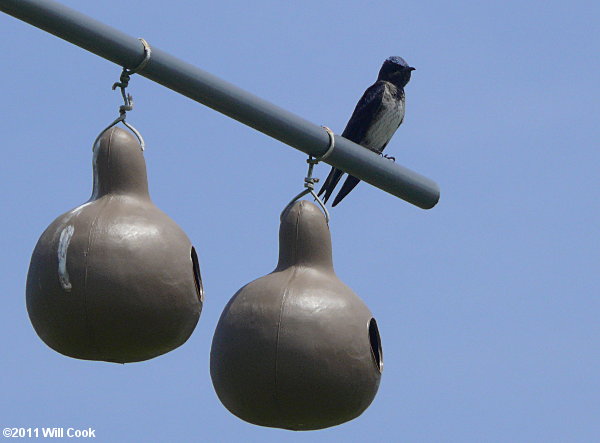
<box><xmin>0</xmin><ymin>0</ymin><xmax>440</xmax><ymax>209</ymax></box>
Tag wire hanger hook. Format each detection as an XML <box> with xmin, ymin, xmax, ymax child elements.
<box><xmin>280</xmin><ymin>126</ymin><xmax>335</xmax><ymax>224</ymax></box>
<box><xmin>93</xmin><ymin>38</ymin><xmax>151</xmax><ymax>151</ymax></box>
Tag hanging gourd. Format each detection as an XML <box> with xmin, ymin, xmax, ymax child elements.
<box><xmin>26</xmin><ymin>53</ymin><xmax>203</xmax><ymax>363</ymax></box>
<box><xmin>210</xmin><ymin>155</ymin><xmax>382</xmax><ymax>430</ymax></box>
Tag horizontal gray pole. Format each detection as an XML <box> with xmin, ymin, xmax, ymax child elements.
<box><xmin>0</xmin><ymin>0</ymin><xmax>440</xmax><ymax>209</ymax></box>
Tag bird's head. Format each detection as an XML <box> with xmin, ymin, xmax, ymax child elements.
<box><xmin>378</xmin><ymin>56</ymin><xmax>415</xmax><ymax>88</ymax></box>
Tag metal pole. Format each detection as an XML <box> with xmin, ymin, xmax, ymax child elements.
<box><xmin>0</xmin><ymin>0</ymin><xmax>440</xmax><ymax>209</ymax></box>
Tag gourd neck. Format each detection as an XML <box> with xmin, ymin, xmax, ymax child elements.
<box><xmin>91</xmin><ymin>127</ymin><xmax>150</xmax><ymax>200</ymax></box>
<box><xmin>276</xmin><ymin>200</ymin><xmax>334</xmax><ymax>272</ymax></box>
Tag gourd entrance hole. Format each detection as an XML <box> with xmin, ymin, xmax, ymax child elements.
<box><xmin>191</xmin><ymin>247</ymin><xmax>204</xmax><ymax>303</ymax></box>
<box><xmin>369</xmin><ymin>318</ymin><xmax>383</xmax><ymax>373</ymax></box>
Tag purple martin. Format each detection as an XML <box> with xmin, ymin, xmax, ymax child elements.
<box><xmin>318</xmin><ymin>56</ymin><xmax>415</xmax><ymax>206</ymax></box>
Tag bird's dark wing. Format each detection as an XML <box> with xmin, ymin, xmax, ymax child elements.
<box><xmin>341</xmin><ymin>81</ymin><xmax>386</xmax><ymax>145</ymax></box>
<box><xmin>317</xmin><ymin>82</ymin><xmax>385</xmax><ymax>203</ymax></box>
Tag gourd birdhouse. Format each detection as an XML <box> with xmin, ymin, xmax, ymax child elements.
<box><xmin>210</xmin><ymin>200</ymin><xmax>382</xmax><ymax>430</ymax></box>
<box><xmin>26</xmin><ymin>127</ymin><xmax>203</xmax><ymax>363</ymax></box>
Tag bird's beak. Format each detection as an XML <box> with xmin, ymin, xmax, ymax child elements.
<box><xmin>409</xmin><ymin>67</ymin><xmax>416</xmax><ymax>71</ymax></box>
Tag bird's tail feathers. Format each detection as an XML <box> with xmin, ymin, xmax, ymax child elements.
<box><xmin>332</xmin><ymin>175</ymin><xmax>361</xmax><ymax>207</ymax></box>
<box><xmin>318</xmin><ymin>167</ymin><xmax>344</xmax><ymax>204</ymax></box>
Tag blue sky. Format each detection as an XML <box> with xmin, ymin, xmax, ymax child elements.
<box><xmin>1</xmin><ymin>0</ymin><xmax>598</xmax><ymax>441</ymax></box>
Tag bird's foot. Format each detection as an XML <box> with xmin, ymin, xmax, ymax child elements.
<box><xmin>382</xmin><ymin>153</ymin><xmax>396</xmax><ymax>162</ymax></box>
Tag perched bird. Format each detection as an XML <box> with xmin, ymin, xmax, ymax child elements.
<box><xmin>318</xmin><ymin>56</ymin><xmax>415</xmax><ymax>206</ymax></box>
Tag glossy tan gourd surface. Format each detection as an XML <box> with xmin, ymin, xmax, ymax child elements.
<box><xmin>210</xmin><ymin>200</ymin><xmax>382</xmax><ymax>430</ymax></box>
<box><xmin>26</xmin><ymin>127</ymin><xmax>203</xmax><ymax>363</ymax></box>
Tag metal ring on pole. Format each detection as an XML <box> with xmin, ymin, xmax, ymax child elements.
<box><xmin>111</xmin><ymin>38</ymin><xmax>151</xmax><ymax>91</ymax></box>
<box><xmin>315</xmin><ymin>125</ymin><xmax>335</xmax><ymax>162</ymax></box>
<box><xmin>125</xmin><ymin>38</ymin><xmax>152</xmax><ymax>75</ymax></box>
